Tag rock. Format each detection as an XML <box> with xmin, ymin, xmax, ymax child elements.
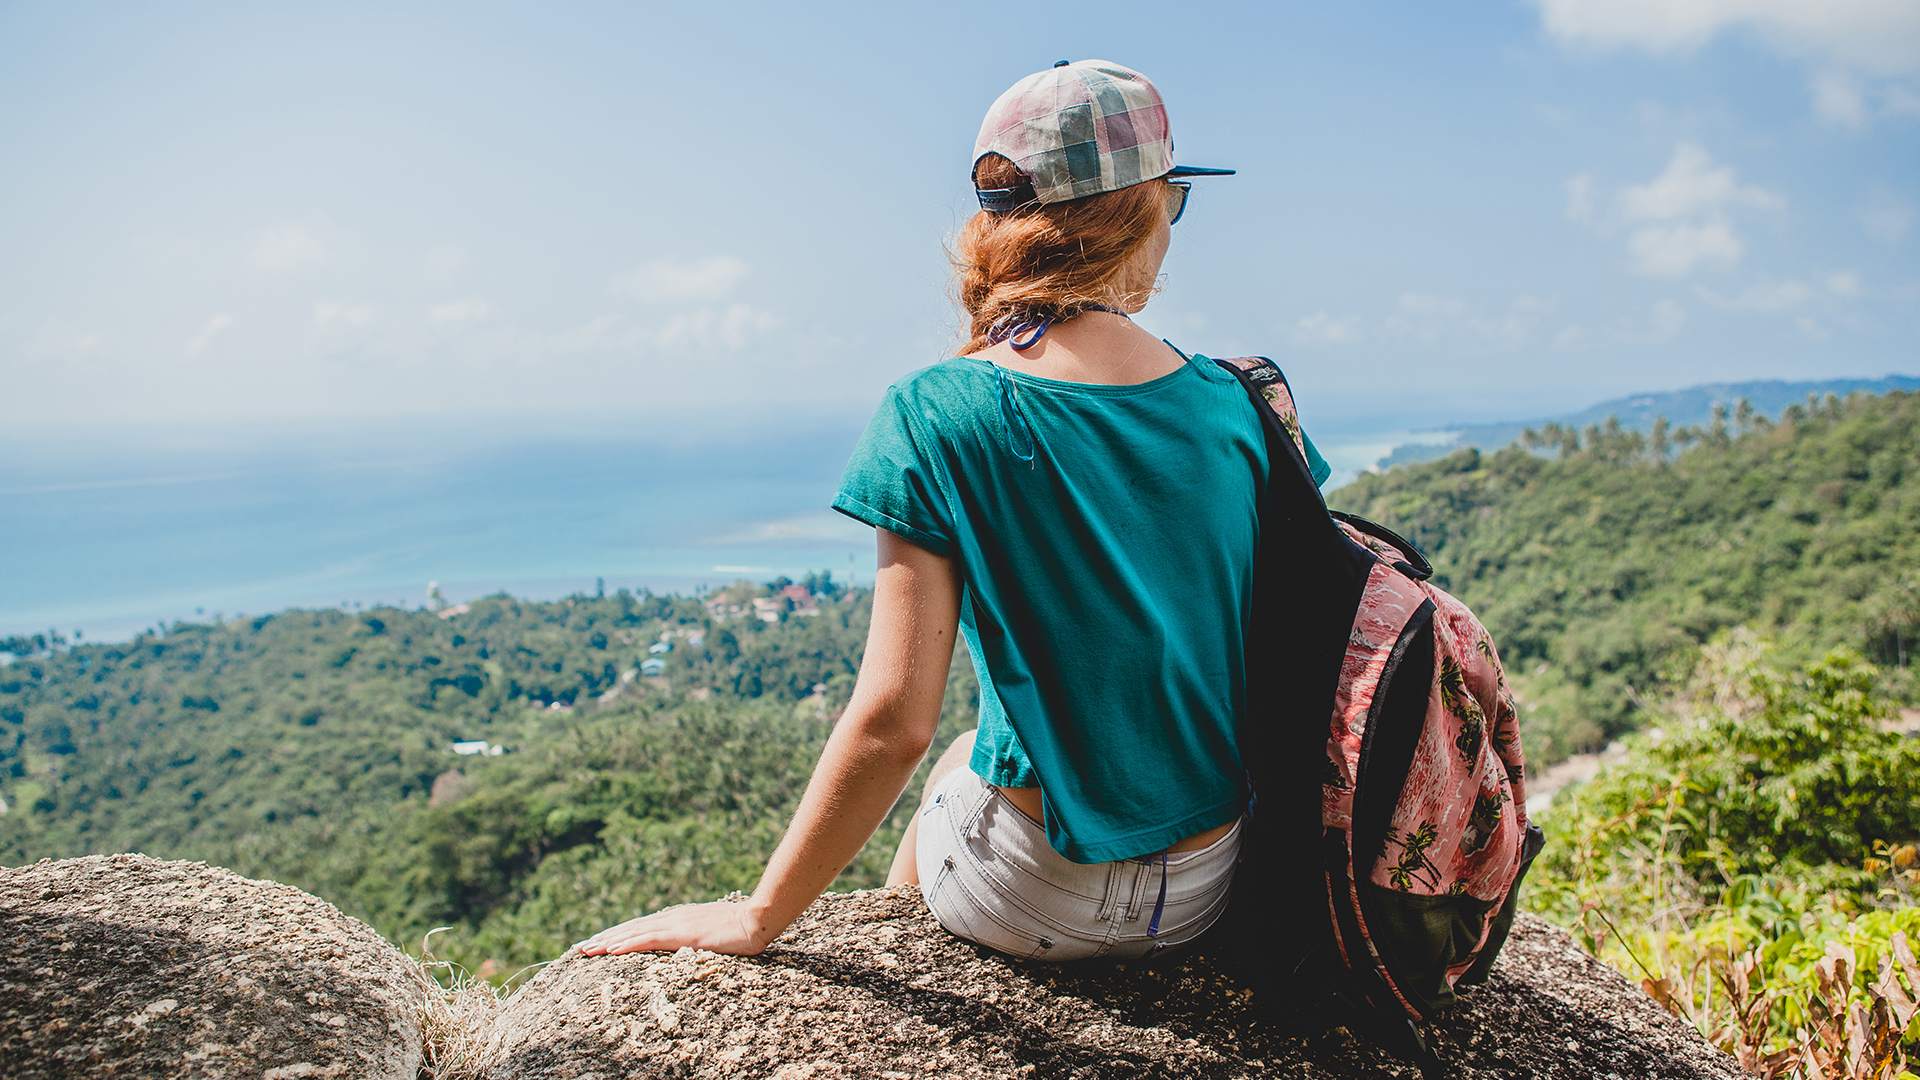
<box><xmin>0</xmin><ymin>859</ymin><xmax>1746</xmax><ymax>1079</ymax></box>
<box><xmin>480</xmin><ymin>888</ymin><xmax>1742</xmax><ymax>1079</ymax></box>
<box><xmin>0</xmin><ymin>854</ymin><xmax>423</xmax><ymax>1079</ymax></box>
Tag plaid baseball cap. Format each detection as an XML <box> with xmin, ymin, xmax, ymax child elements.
<box><xmin>973</xmin><ymin>59</ymin><xmax>1233</xmax><ymax>211</ymax></box>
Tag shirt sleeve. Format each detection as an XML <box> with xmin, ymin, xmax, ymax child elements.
<box><xmin>1302</xmin><ymin>429</ymin><xmax>1333</xmax><ymax>488</ymax></box>
<box><xmin>831</xmin><ymin>385</ymin><xmax>959</xmax><ymax>557</ymax></box>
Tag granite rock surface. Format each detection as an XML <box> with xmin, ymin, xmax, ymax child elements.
<box><xmin>0</xmin><ymin>854</ymin><xmax>424</xmax><ymax>1079</ymax></box>
<box><xmin>479</xmin><ymin>887</ymin><xmax>1743</xmax><ymax>1080</ymax></box>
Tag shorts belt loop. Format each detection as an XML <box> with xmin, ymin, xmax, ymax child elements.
<box><xmin>961</xmin><ymin>780</ymin><xmax>991</xmax><ymax>838</ymax></box>
<box><xmin>1096</xmin><ymin>863</ymin><xmax>1122</xmax><ymax>923</ymax></box>
<box><xmin>1125</xmin><ymin>859</ymin><xmax>1150</xmax><ymax>922</ymax></box>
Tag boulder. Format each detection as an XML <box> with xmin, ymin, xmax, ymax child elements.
<box><xmin>0</xmin><ymin>854</ymin><xmax>423</xmax><ymax>1079</ymax></box>
<box><xmin>480</xmin><ymin>887</ymin><xmax>1742</xmax><ymax>1079</ymax></box>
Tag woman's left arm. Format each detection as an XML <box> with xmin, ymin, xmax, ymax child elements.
<box><xmin>576</xmin><ymin>529</ymin><xmax>961</xmax><ymax>956</ymax></box>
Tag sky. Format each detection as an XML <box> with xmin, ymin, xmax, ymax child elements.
<box><xmin>1</xmin><ymin>0</ymin><xmax>1917</xmax><ymax>444</ymax></box>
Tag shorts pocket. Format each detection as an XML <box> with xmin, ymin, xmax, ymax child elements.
<box><xmin>924</xmin><ymin>855</ymin><xmax>1059</xmax><ymax>961</ymax></box>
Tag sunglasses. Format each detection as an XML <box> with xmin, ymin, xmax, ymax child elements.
<box><xmin>1166</xmin><ymin>180</ymin><xmax>1192</xmax><ymax>225</ymax></box>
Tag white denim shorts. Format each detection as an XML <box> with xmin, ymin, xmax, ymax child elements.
<box><xmin>914</xmin><ymin>765</ymin><xmax>1243</xmax><ymax>962</ymax></box>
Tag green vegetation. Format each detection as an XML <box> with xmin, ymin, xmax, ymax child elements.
<box><xmin>0</xmin><ymin>576</ymin><xmax>977</xmax><ymax>971</ymax></box>
<box><xmin>6</xmin><ymin>382</ymin><xmax>1919</xmax><ymax>1073</ymax></box>
<box><xmin>1528</xmin><ymin>636</ymin><xmax>1920</xmax><ymax>1075</ymax></box>
<box><xmin>1344</xmin><ymin>388</ymin><xmax>1920</xmax><ymax>1072</ymax></box>
<box><xmin>1332</xmin><ymin>390</ymin><xmax>1920</xmax><ymax>761</ymax></box>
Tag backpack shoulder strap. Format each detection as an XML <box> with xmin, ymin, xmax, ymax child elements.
<box><xmin>1213</xmin><ymin>355</ymin><xmax>1308</xmax><ymax>458</ymax></box>
<box><xmin>1213</xmin><ymin>356</ymin><xmax>1323</xmax><ymax>509</ymax></box>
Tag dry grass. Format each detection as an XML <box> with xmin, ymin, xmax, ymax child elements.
<box><xmin>403</xmin><ymin>928</ymin><xmax>551</xmax><ymax>1080</ymax></box>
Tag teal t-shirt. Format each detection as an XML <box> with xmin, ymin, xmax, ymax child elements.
<box><xmin>833</xmin><ymin>351</ymin><xmax>1329</xmax><ymax>864</ymax></box>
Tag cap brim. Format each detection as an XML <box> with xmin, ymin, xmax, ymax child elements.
<box><xmin>1166</xmin><ymin>165</ymin><xmax>1235</xmax><ymax>177</ymax></box>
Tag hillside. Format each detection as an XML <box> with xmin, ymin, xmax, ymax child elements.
<box><xmin>1332</xmin><ymin>388</ymin><xmax>1919</xmax><ymax>760</ymax></box>
<box><xmin>6</xmin><ymin>389</ymin><xmax>1917</xmax><ymax>975</ymax></box>
<box><xmin>1378</xmin><ymin>373</ymin><xmax>1920</xmax><ymax>470</ymax></box>
<box><xmin>0</xmin><ymin>577</ymin><xmax>979</xmax><ymax>969</ymax></box>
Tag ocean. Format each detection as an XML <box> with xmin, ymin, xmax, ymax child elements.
<box><xmin>1</xmin><ymin>418</ymin><xmax>1413</xmax><ymax>642</ymax></box>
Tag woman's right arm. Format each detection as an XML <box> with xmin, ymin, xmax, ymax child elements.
<box><xmin>575</xmin><ymin>529</ymin><xmax>961</xmax><ymax>956</ymax></box>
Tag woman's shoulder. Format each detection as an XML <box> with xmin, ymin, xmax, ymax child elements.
<box><xmin>887</xmin><ymin>357</ymin><xmax>995</xmax><ymax>397</ymax></box>
<box><xmin>877</xmin><ymin>359</ymin><xmax>1000</xmax><ymax>423</ymax></box>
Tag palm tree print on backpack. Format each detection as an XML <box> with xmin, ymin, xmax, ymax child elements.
<box><xmin>1385</xmin><ymin>820</ymin><xmax>1445</xmax><ymax>891</ymax></box>
<box><xmin>1322</xmin><ymin>753</ymin><xmax>1350</xmax><ymax>790</ymax></box>
<box><xmin>1439</xmin><ymin>653</ymin><xmax>1487</xmax><ymax>763</ymax></box>
<box><xmin>1258</xmin><ymin>385</ymin><xmax>1308</xmax><ymax>460</ymax></box>
<box><xmin>1459</xmin><ymin>787</ymin><xmax>1511</xmax><ymax>857</ymax></box>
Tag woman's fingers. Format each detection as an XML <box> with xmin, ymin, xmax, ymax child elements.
<box><xmin>574</xmin><ymin>901</ymin><xmax>765</xmax><ymax>957</ymax></box>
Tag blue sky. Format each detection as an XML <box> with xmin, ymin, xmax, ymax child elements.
<box><xmin>2</xmin><ymin>0</ymin><xmax>1916</xmax><ymax>444</ymax></box>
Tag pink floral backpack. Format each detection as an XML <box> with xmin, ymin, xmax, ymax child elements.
<box><xmin>1212</xmin><ymin>356</ymin><xmax>1545</xmax><ymax>1075</ymax></box>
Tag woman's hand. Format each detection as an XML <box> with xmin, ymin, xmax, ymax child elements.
<box><xmin>574</xmin><ymin>899</ymin><xmax>770</xmax><ymax>957</ymax></box>
<box><xmin>575</xmin><ymin>530</ymin><xmax>960</xmax><ymax>961</ymax></box>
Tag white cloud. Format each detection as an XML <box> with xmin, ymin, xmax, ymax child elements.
<box><xmin>1551</xmin><ymin>299</ymin><xmax>1689</xmax><ymax>351</ymax></box>
<box><xmin>423</xmin><ymin>245</ymin><xmax>468</xmax><ymax>280</ymax></box>
<box><xmin>1812</xmin><ymin>70</ymin><xmax>1870</xmax><ymax>127</ymax></box>
<box><xmin>1285</xmin><ymin>310</ymin><xmax>1364</xmax><ymax>345</ymax></box>
<box><xmin>610</xmin><ymin>255</ymin><xmax>750</xmax><ymax>303</ymax></box>
<box><xmin>25</xmin><ymin>326</ymin><xmax>105</xmax><ymax>361</ymax></box>
<box><xmin>1617</xmin><ymin>144</ymin><xmax>1784</xmax><ymax>221</ymax></box>
<box><xmin>1693</xmin><ymin>269</ymin><xmax>1864</xmax><ymax>323</ymax></box>
<box><xmin>1536</xmin><ymin>1</ymin><xmax>1920</xmax><ymax>124</ymax></box>
<box><xmin>253</xmin><ymin>223</ymin><xmax>328</xmax><ymax>271</ymax></box>
<box><xmin>1861</xmin><ymin>185</ymin><xmax>1914</xmax><ymax>243</ymax></box>
<box><xmin>1565</xmin><ymin>174</ymin><xmax>1599</xmax><ymax>224</ymax></box>
<box><xmin>1534</xmin><ymin>0</ymin><xmax>1920</xmax><ymax>74</ymax></box>
<box><xmin>431</xmin><ymin>299</ymin><xmax>490</xmax><ymax>323</ymax></box>
<box><xmin>1278</xmin><ymin>295</ymin><xmax>1556</xmax><ymax>350</ymax></box>
<box><xmin>1650</xmin><ymin>298</ymin><xmax>1689</xmax><ymax>339</ymax></box>
<box><xmin>1572</xmin><ymin>144</ymin><xmax>1782</xmax><ymax>277</ymax></box>
<box><xmin>1809</xmin><ymin>68</ymin><xmax>1920</xmax><ymax>127</ymax></box>
<box><xmin>654</xmin><ymin>304</ymin><xmax>779</xmax><ymax>350</ymax></box>
<box><xmin>313</xmin><ymin>302</ymin><xmax>373</xmax><ymax>328</ymax></box>
<box><xmin>1697</xmin><ymin>276</ymin><xmax>1817</xmax><ymax>311</ymax></box>
<box><xmin>704</xmin><ymin>512</ymin><xmax>871</xmax><ymax>545</ymax></box>
<box><xmin>184</xmin><ymin>314</ymin><xmax>233</xmax><ymax>357</ymax></box>
<box><xmin>545</xmin><ymin>314</ymin><xmax>624</xmax><ymax>355</ymax></box>
<box><xmin>1378</xmin><ymin>293</ymin><xmax>1556</xmax><ymax>348</ymax></box>
<box><xmin>1628</xmin><ymin>221</ymin><xmax>1745</xmax><ymax>277</ymax></box>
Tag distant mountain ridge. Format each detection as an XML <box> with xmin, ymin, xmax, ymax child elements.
<box><xmin>1378</xmin><ymin>373</ymin><xmax>1920</xmax><ymax>470</ymax></box>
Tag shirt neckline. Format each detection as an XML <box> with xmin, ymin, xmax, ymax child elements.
<box><xmin>952</xmin><ymin>349</ymin><xmax>1215</xmax><ymax>396</ymax></box>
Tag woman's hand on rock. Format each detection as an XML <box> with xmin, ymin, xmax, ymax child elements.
<box><xmin>574</xmin><ymin>900</ymin><xmax>770</xmax><ymax>957</ymax></box>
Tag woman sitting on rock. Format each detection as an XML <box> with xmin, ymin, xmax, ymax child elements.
<box><xmin>579</xmin><ymin>59</ymin><xmax>1330</xmax><ymax>963</ymax></box>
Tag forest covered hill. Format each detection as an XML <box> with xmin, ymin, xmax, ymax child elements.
<box><xmin>1376</xmin><ymin>372</ymin><xmax>1920</xmax><ymax>469</ymax></box>
<box><xmin>0</xmin><ymin>577</ymin><xmax>977</xmax><ymax>969</ymax></box>
<box><xmin>1331</xmin><ymin>388</ymin><xmax>1918</xmax><ymax>760</ymax></box>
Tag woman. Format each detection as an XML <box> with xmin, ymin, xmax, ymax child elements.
<box><xmin>578</xmin><ymin>59</ymin><xmax>1329</xmax><ymax>963</ymax></box>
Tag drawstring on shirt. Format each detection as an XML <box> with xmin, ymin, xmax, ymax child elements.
<box><xmin>992</xmin><ymin>364</ymin><xmax>1036</xmax><ymax>462</ymax></box>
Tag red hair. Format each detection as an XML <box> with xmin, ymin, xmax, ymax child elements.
<box><xmin>953</xmin><ymin>154</ymin><xmax>1167</xmax><ymax>354</ymax></box>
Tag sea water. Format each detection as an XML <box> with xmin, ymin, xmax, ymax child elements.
<box><xmin>1</xmin><ymin>418</ymin><xmax>1406</xmax><ymax>642</ymax></box>
<box><xmin>1</xmin><ymin>423</ymin><xmax>876</xmax><ymax>641</ymax></box>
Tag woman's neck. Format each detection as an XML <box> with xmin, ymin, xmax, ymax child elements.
<box><xmin>967</xmin><ymin>309</ymin><xmax>1186</xmax><ymax>386</ymax></box>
